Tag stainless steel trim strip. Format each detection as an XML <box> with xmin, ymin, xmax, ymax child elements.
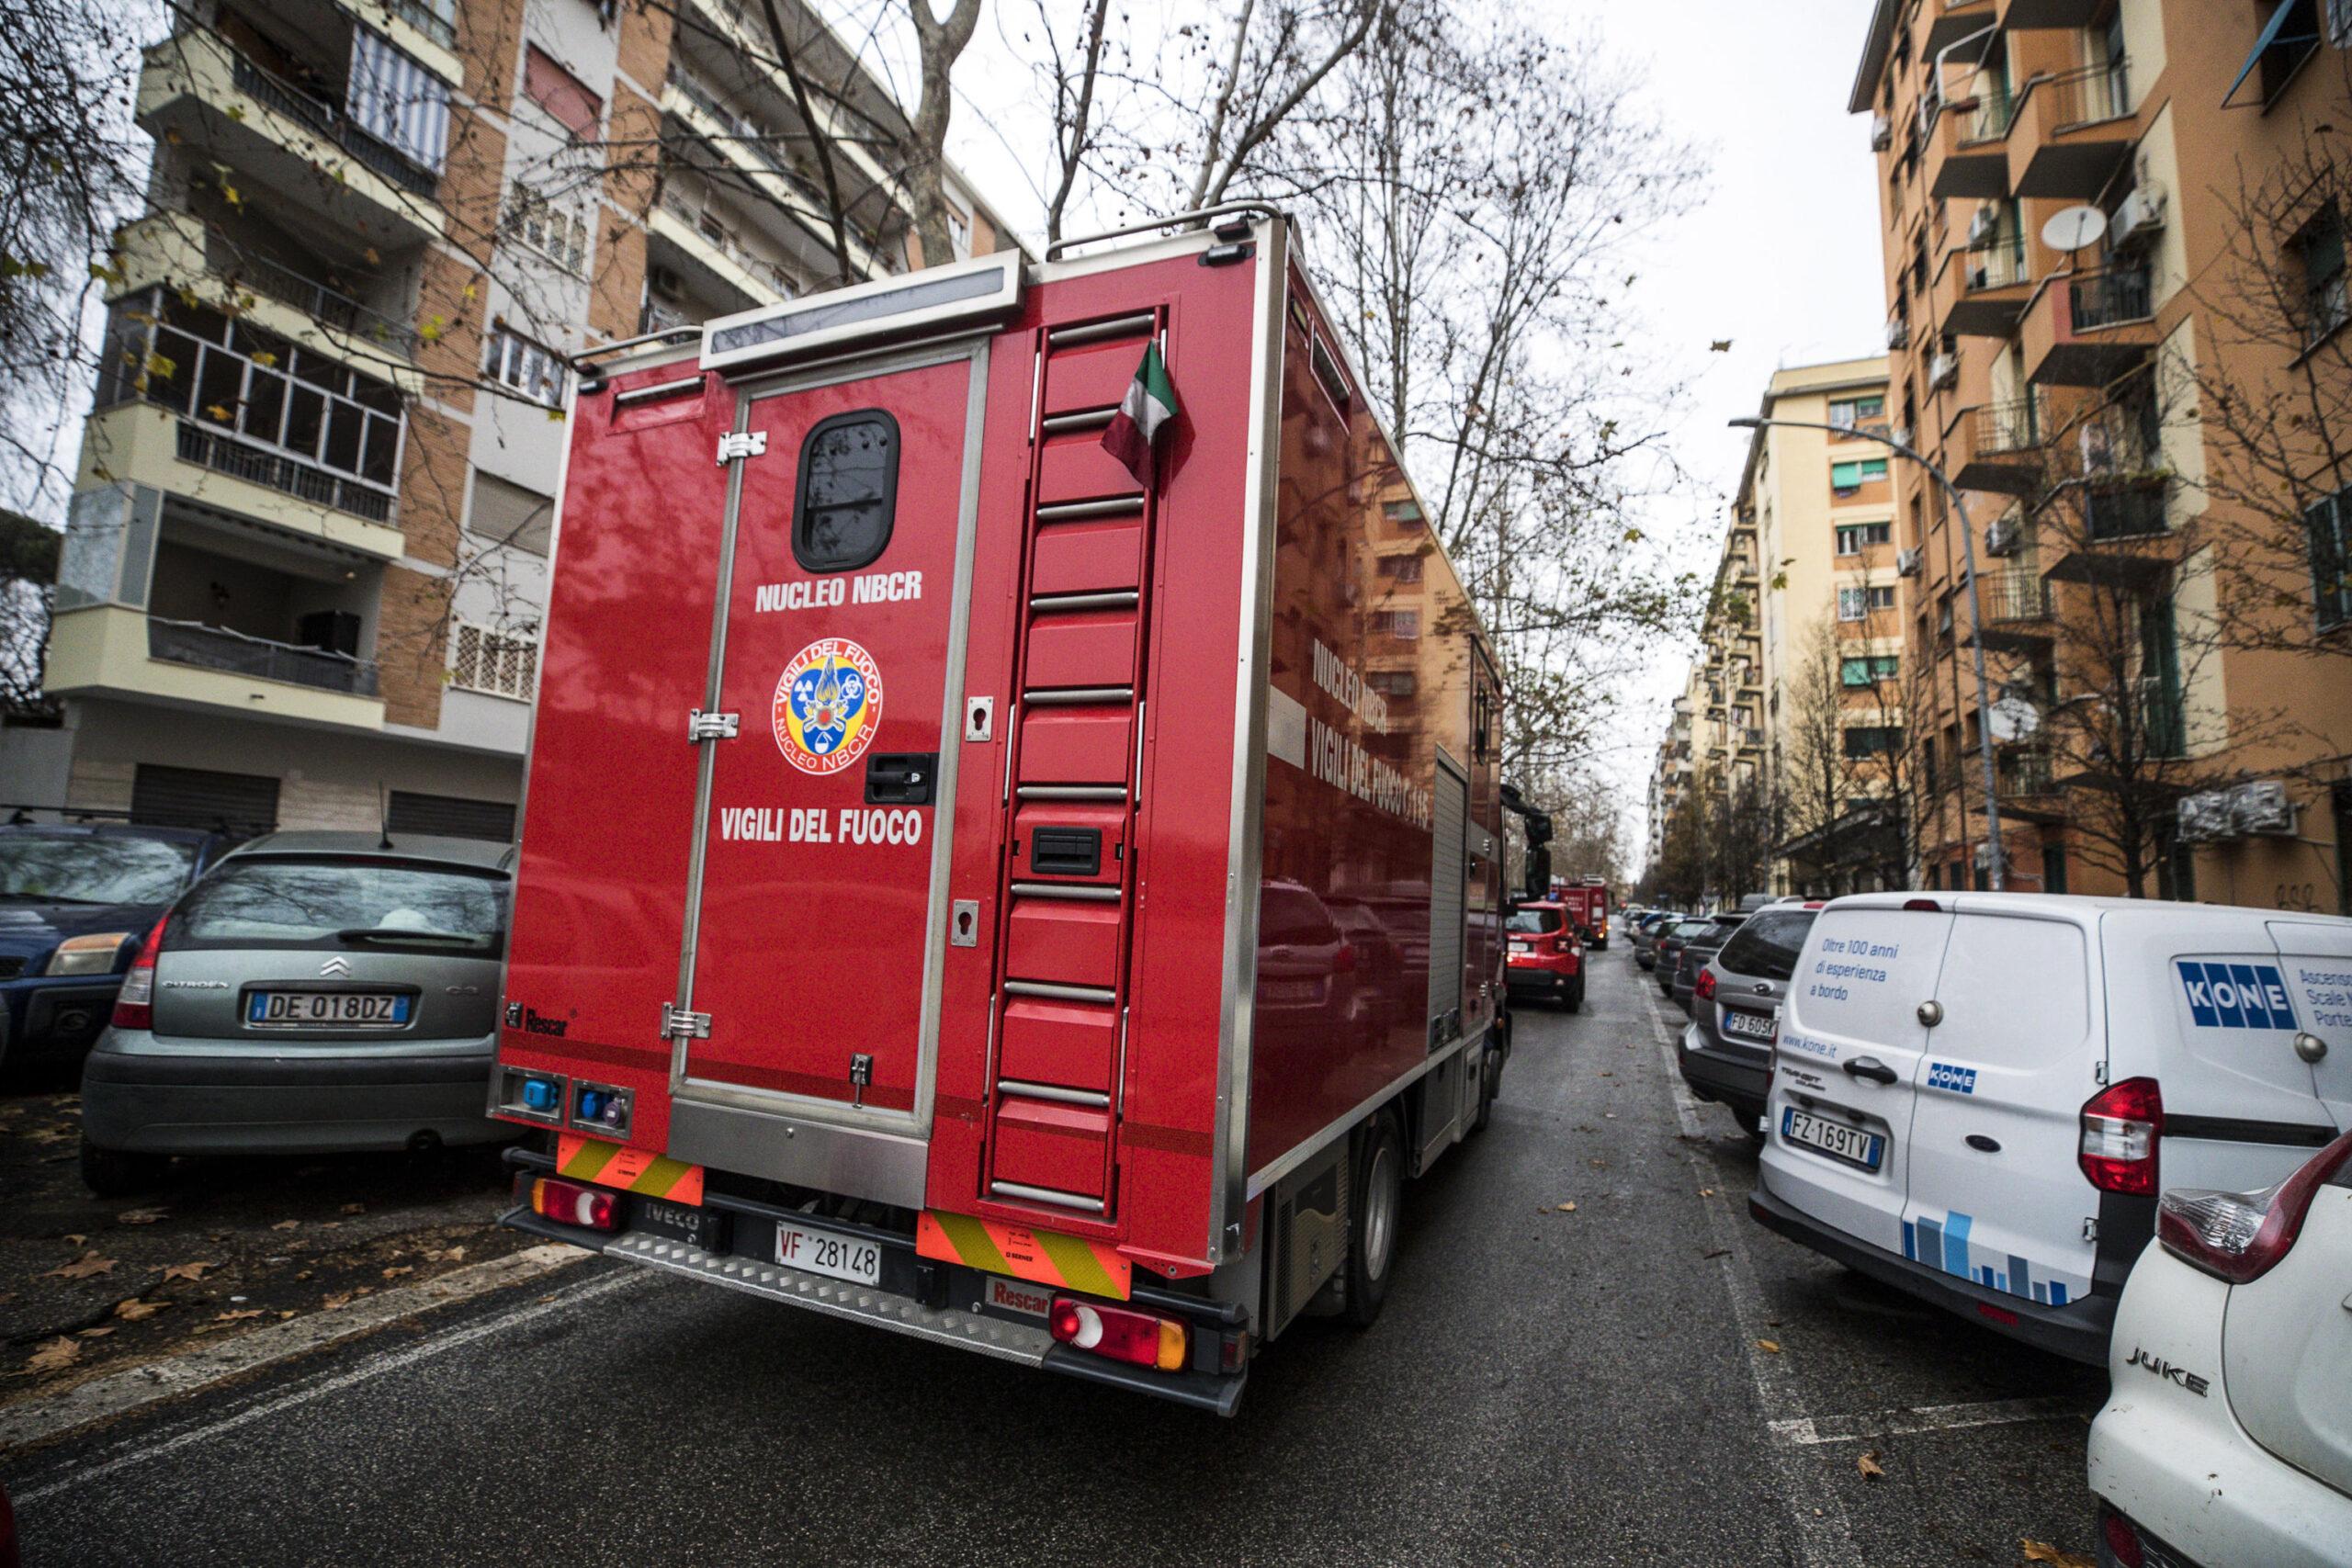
<box><xmin>1015</xmin><ymin>784</ymin><xmax>1127</xmax><ymax>801</ymax></box>
<box><xmin>989</xmin><ymin>1179</ymin><xmax>1108</xmax><ymax>1214</ymax></box>
<box><xmin>1029</xmin><ymin>590</ymin><xmax>1139</xmax><ymax>613</ymax></box>
<box><xmin>1046</xmin><ymin>311</ymin><xmax>1159</xmax><ymax>346</ymax></box>
<box><xmin>1003</xmin><ymin>980</ymin><xmax>1117</xmax><ymax>1003</ymax></box>
<box><xmin>995</xmin><ymin>1079</ymin><xmax>1112</xmax><ymax>1108</ymax></box>
<box><xmin>612</xmin><ymin>374</ymin><xmax>705</xmax><ymax>407</ymax></box>
<box><xmin>1040</xmin><ymin>408</ymin><xmax>1116</xmax><ymax>433</ymax></box>
<box><xmin>1035</xmin><ymin>497</ymin><xmax>1144</xmax><ymax>522</ymax></box>
<box><xmin>1008</xmin><ymin>881</ymin><xmax>1122</xmax><ymax>902</ymax></box>
<box><xmin>1044</xmin><ymin>202</ymin><xmax>1285</xmax><ymax>262</ymax></box>
<box><xmin>668</xmin><ymin>1092</ymin><xmax>929</xmax><ymax>1209</ymax></box>
<box><xmin>1021</xmin><ymin>686</ymin><xmax>1134</xmax><ymax>706</ymax></box>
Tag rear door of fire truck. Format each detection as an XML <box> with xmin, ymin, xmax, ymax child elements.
<box><xmin>671</xmin><ymin>299</ymin><xmax>995</xmax><ymax>1161</ymax></box>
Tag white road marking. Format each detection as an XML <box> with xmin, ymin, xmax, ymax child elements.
<box><xmin>0</xmin><ymin>1243</ymin><xmax>596</xmax><ymax>1461</ymax></box>
<box><xmin>1769</xmin><ymin>1394</ymin><xmax>2086</xmax><ymax>1448</ymax></box>
<box><xmin>1637</xmin><ymin>974</ymin><xmax>1864</xmax><ymax>1568</ymax></box>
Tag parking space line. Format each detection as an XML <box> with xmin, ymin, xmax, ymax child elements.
<box><xmin>1636</xmin><ymin>974</ymin><xmax>1863</xmax><ymax>1568</ymax></box>
<box><xmin>0</xmin><ymin>1244</ymin><xmax>608</xmax><ymax>1467</ymax></box>
<box><xmin>1769</xmin><ymin>1393</ymin><xmax>2089</xmax><ymax>1448</ymax></box>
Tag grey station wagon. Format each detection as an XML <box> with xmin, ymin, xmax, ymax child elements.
<box><xmin>78</xmin><ymin>831</ymin><xmax>514</xmax><ymax>1195</ymax></box>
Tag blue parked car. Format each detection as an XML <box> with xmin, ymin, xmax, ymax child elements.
<box><xmin>0</xmin><ymin>822</ymin><xmax>227</xmax><ymax>1069</ymax></box>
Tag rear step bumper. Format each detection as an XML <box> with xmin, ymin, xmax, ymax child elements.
<box><xmin>501</xmin><ymin>1146</ymin><xmax>1246</xmax><ymax>1415</ymax></box>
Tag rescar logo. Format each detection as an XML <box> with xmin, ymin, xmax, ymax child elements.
<box><xmin>2176</xmin><ymin>961</ymin><xmax>2297</xmax><ymax>1030</ymax></box>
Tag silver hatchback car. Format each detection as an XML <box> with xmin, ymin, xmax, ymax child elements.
<box><xmin>79</xmin><ymin>831</ymin><xmax>514</xmax><ymax>1195</ymax></box>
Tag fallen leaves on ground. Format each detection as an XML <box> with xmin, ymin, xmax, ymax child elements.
<box><xmin>381</xmin><ymin>1266</ymin><xmax>413</xmax><ymax>1280</ymax></box>
<box><xmin>1555</xmin><ymin>1201</ymin><xmax>1578</xmax><ymax>1213</ymax></box>
<box><xmin>269</xmin><ymin>1220</ymin><xmax>300</xmax><ymax>1232</ymax></box>
<box><xmin>77</xmin><ymin>1326</ymin><xmax>116</xmax><ymax>1338</ymax></box>
<box><xmin>1756</xmin><ymin>1338</ymin><xmax>1782</xmax><ymax>1354</ymax></box>
<box><xmin>212</xmin><ymin>1309</ymin><xmax>266</xmax><ymax>1323</ymax></box>
<box><xmin>24</xmin><ymin>1337</ymin><xmax>82</xmax><ymax>1373</ymax></box>
<box><xmin>115</xmin><ymin>1208</ymin><xmax>167</xmax><ymax>1224</ymax></box>
<box><xmin>62</xmin><ymin>1232</ymin><xmax>86</xmax><ymax>1245</ymax></box>
<box><xmin>421</xmin><ymin>1246</ymin><xmax>467</xmax><ymax>1263</ymax></box>
<box><xmin>114</xmin><ymin>1297</ymin><xmax>171</xmax><ymax>1322</ymax></box>
<box><xmin>160</xmin><ymin>1260</ymin><xmax>215</xmax><ymax>1282</ymax></box>
<box><xmin>1702</xmin><ymin>1247</ymin><xmax>1731</xmax><ymax>1259</ymax></box>
<box><xmin>340</xmin><ymin>1202</ymin><xmax>366</xmax><ymax>1214</ymax></box>
<box><xmin>320</xmin><ymin>1287</ymin><xmax>375</xmax><ymax>1311</ymax></box>
<box><xmin>1858</xmin><ymin>1451</ymin><xmax>1885</xmax><ymax>1481</ymax></box>
<box><xmin>2019</xmin><ymin>1543</ymin><xmax>2092</xmax><ymax>1568</ymax></box>
<box><xmin>47</xmin><ymin>1251</ymin><xmax>118</xmax><ymax>1280</ymax></box>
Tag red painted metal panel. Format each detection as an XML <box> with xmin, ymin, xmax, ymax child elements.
<box><xmin>1023</xmin><ymin>613</ymin><xmax>1136</xmax><ymax>691</ymax></box>
<box><xmin>1043</xmin><ymin>335</ymin><xmax>1151</xmax><ymax>413</ymax></box>
<box><xmin>991</xmin><ymin>1098</ymin><xmax>1110</xmax><ymax>1198</ymax></box>
<box><xmin>1031</xmin><ymin>518</ymin><xmax>1142</xmax><ymax>597</ymax></box>
<box><xmin>682</xmin><ymin>358</ymin><xmax>973</xmax><ymax>1109</ymax></box>
<box><xmin>1035</xmin><ymin>434</ymin><xmax>1141</xmax><ymax>505</ymax></box>
<box><xmin>1014</xmin><ymin>708</ymin><xmax>1132</xmax><ymax>784</ymax></box>
<box><xmin>995</xmin><ymin>996</ymin><xmax>1116</xmax><ymax>1093</ymax></box>
<box><xmin>1004</xmin><ymin>900</ymin><xmax>1121</xmax><ymax>988</ymax></box>
<box><xmin>495</xmin><ymin>360</ymin><xmax>732</xmax><ymax>1150</ymax></box>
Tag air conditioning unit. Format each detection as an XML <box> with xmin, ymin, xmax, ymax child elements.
<box><xmin>1871</xmin><ymin>113</ymin><xmax>1894</xmax><ymax>152</ymax></box>
<box><xmin>1887</xmin><ymin>315</ymin><xmax>1910</xmax><ymax>349</ymax></box>
<box><xmin>1984</xmin><ymin>514</ymin><xmax>2020</xmax><ymax>557</ymax></box>
<box><xmin>2230</xmin><ymin>779</ymin><xmax>2296</xmax><ymax>836</ymax></box>
<box><xmin>2177</xmin><ymin>789</ymin><xmax>2235</xmax><ymax>842</ymax></box>
<box><xmin>1897</xmin><ymin>546</ymin><xmax>1923</xmax><ymax>577</ymax></box>
<box><xmin>649</xmin><ymin>264</ymin><xmax>685</xmax><ymax>300</ymax></box>
<box><xmin>1929</xmin><ymin>353</ymin><xmax>1958</xmax><ymax>389</ymax></box>
<box><xmin>1891</xmin><ymin>425</ymin><xmax>1913</xmax><ymax>447</ymax></box>
<box><xmin>1968</xmin><ymin>205</ymin><xmax>2000</xmax><ymax>245</ymax></box>
<box><xmin>2111</xmin><ymin>186</ymin><xmax>2167</xmax><ymax>251</ymax></box>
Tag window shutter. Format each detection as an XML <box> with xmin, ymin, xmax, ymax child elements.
<box><xmin>347</xmin><ymin>29</ymin><xmax>449</xmax><ymax>173</ymax></box>
<box><xmin>2310</xmin><ymin>491</ymin><xmax>2350</xmax><ymax>627</ymax></box>
<box><xmin>525</xmin><ymin>45</ymin><xmax>603</xmax><ymax>140</ymax></box>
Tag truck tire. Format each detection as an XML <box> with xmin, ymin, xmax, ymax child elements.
<box><xmin>1470</xmin><ymin>1043</ymin><xmax>1499</xmax><ymax>1134</ymax></box>
<box><xmin>1344</xmin><ymin>1113</ymin><xmax>1404</xmax><ymax>1327</ymax></box>
<box><xmin>80</xmin><ymin>1135</ymin><xmax>169</xmax><ymax>1199</ymax></box>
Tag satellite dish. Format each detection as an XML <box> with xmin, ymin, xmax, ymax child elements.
<box><xmin>2041</xmin><ymin>205</ymin><xmax>2108</xmax><ymax>254</ymax></box>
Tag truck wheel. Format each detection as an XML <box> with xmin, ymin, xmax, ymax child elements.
<box><xmin>80</xmin><ymin>1134</ymin><xmax>169</xmax><ymax>1199</ymax></box>
<box><xmin>1344</xmin><ymin>1113</ymin><xmax>1404</xmax><ymax>1327</ymax></box>
<box><xmin>1470</xmin><ymin>1044</ymin><xmax>1499</xmax><ymax>1134</ymax></box>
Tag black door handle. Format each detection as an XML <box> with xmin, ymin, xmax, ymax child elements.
<box><xmin>1843</xmin><ymin>1056</ymin><xmax>1899</xmax><ymax>1086</ymax></box>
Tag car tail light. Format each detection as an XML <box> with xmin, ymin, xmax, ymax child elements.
<box><xmin>108</xmin><ymin>912</ymin><xmax>172</xmax><ymax>1030</ymax></box>
<box><xmin>2156</xmin><ymin>1128</ymin><xmax>2352</xmax><ymax>1284</ymax></box>
<box><xmin>2079</xmin><ymin>1077</ymin><xmax>2162</xmax><ymax>1193</ymax></box>
<box><xmin>1047</xmin><ymin>1296</ymin><xmax>1188</xmax><ymax>1371</ymax></box>
<box><xmin>2098</xmin><ymin>1503</ymin><xmax>2147</xmax><ymax>1568</ymax></box>
<box><xmin>1332</xmin><ymin>942</ymin><xmax>1356</xmax><ymax>974</ymax></box>
<box><xmin>1693</xmin><ymin>967</ymin><xmax>1717</xmax><ymax>1002</ymax></box>
<box><xmin>530</xmin><ymin>1177</ymin><xmax>617</xmax><ymax>1231</ymax></box>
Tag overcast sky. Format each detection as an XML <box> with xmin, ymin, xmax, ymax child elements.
<box><xmin>854</xmin><ymin>0</ymin><xmax>1892</xmax><ymax>869</ymax></box>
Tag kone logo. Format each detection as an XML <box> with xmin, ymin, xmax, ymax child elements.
<box><xmin>2177</xmin><ymin>961</ymin><xmax>2298</xmax><ymax>1030</ymax></box>
<box><xmin>1926</xmin><ymin>1061</ymin><xmax>1976</xmax><ymax>1095</ymax></box>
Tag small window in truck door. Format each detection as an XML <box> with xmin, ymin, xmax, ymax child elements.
<box><xmin>794</xmin><ymin>410</ymin><xmax>899</xmax><ymax>571</ymax></box>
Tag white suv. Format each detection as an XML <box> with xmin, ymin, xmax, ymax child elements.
<box><xmin>1748</xmin><ymin>892</ymin><xmax>2349</xmax><ymax>1363</ymax></box>
<box><xmin>2088</xmin><ymin>1129</ymin><xmax>2352</xmax><ymax>1567</ymax></box>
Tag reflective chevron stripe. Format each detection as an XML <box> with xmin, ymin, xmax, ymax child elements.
<box><xmin>916</xmin><ymin>1210</ymin><xmax>1131</xmax><ymax>1301</ymax></box>
<box><xmin>556</xmin><ymin>1134</ymin><xmax>706</xmax><ymax>1206</ymax></box>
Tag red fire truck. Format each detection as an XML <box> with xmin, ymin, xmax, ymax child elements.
<box><xmin>488</xmin><ymin>207</ymin><xmax>1526</xmax><ymax>1414</ymax></box>
<box><xmin>1552</xmin><ymin>876</ymin><xmax>1611</xmax><ymax>949</ymax></box>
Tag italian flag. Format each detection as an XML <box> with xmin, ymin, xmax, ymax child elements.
<box><xmin>1102</xmin><ymin>341</ymin><xmax>1179</xmax><ymax>487</ymax></box>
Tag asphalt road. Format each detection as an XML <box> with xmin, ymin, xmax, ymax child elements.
<box><xmin>6</xmin><ymin>953</ymin><xmax>2109</xmax><ymax>1567</ymax></box>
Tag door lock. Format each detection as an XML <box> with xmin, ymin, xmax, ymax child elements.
<box><xmin>949</xmin><ymin>898</ymin><xmax>979</xmax><ymax>947</ymax></box>
<box><xmin>964</xmin><ymin>696</ymin><xmax>993</xmax><ymax>742</ymax></box>
<box><xmin>1917</xmin><ymin>999</ymin><xmax>1944</xmax><ymax>1028</ymax></box>
<box><xmin>2294</xmin><ymin>1031</ymin><xmax>2328</xmax><ymax>1064</ymax></box>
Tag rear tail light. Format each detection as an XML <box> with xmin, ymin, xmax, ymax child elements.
<box><xmin>1693</xmin><ymin>967</ymin><xmax>1717</xmax><ymax>1002</ymax></box>
<box><xmin>530</xmin><ymin>1177</ymin><xmax>618</xmax><ymax>1232</ymax></box>
<box><xmin>108</xmin><ymin>912</ymin><xmax>172</xmax><ymax>1030</ymax></box>
<box><xmin>2079</xmin><ymin>1077</ymin><xmax>2162</xmax><ymax>1194</ymax></box>
<box><xmin>1047</xmin><ymin>1295</ymin><xmax>1189</xmax><ymax>1371</ymax></box>
<box><xmin>2156</xmin><ymin>1128</ymin><xmax>2352</xmax><ymax>1284</ymax></box>
<box><xmin>2098</xmin><ymin>1503</ymin><xmax>2147</xmax><ymax>1568</ymax></box>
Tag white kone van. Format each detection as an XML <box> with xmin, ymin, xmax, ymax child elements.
<box><xmin>1747</xmin><ymin>891</ymin><xmax>2351</xmax><ymax>1364</ymax></box>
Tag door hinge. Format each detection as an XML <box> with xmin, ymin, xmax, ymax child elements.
<box><xmin>716</xmin><ymin>430</ymin><xmax>767</xmax><ymax>465</ymax></box>
<box><xmin>660</xmin><ymin>1001</ymin><xmax>711</xmax><ymax>1041</ymax></box>
<box><xmin>2093</xmin><ymin>1059</ymin><xmax>2109</xmax><ymax>1085</ymax></box>
<box><xmin>2082</xmin><ymin>1216</ymin><xmax>2099</xmax><ymax>1243</ymax></box>
<box><xmin>687</xmin><ymin>708</ymin><xmax>741</xmax><ymax>742</ymax></box>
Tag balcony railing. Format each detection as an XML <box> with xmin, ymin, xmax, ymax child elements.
<box><xmin>2030</xmin><ymin>61</ymin><xmax>2132</xmax><ymax>130</ymax></box>
<box><xmin>2083</xmin><ymin>481</ymin><xmax>2168</xmax><ymax>541</ymax></box>
<box><xmin>2070</xmin><ymin>266</ymin><xmax>2154</xmax><ymax>331</ymax></box>
<box><xmin>175</xmin><ymin>421</ymin><xmax>393</xmax><ymax>524</ymax></box>
<box><xmin>199</xmin><ymin>227</ymin><xmax>419</xmax><ymax>356</ymax></box>
<box><xmin>148</xmin><ymin>617</ymin><xmax>380</xmax><ymax>696</ymax></box>
<box><xmin>388</xmin><ymin>0</ymin><xmax>456</xmax><ymax>49</ymax></box>
<box><xmin>1978</xmin><ymin>569</ymin><xmax>2051</xmax><ymax>623</ymax></box>
<box><xmin>227</xmin><ymin>51</ymin><xmax>438</xmax><ymax>197</ymax></box>
<box><xmin>1963</xmin><ymin>242</ymin><xmax>2030</xmax><ymax>291</ymax></box>
<box><xmin>2000</xmin><ymin>747</ymin><xmax>2053</xmax><ymax>796</ymax></box>
<box><xmin>1968</xmin><ymin>89</ymin><xmax>2018</xmax><ymax>143</ymax></box>
<box><xmin>1970</xmin><ymin>397</ymin><xmax>2042</xmax><ymax>456</ymax></box>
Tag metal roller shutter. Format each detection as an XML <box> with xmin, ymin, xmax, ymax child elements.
<box><xmin>130</xmin><ymin>764</ymin><xmax>279</xmax><ymax>842</ymax></box>
<box><xmin>1428</xmin><ymin>753</ymin><xmax>1465</xmax><ymax>1043</ymax></box>
<box><xmin>386</xmin><ymin>790</ymin><xmax>515</xmax><ymax>842</ymax></box>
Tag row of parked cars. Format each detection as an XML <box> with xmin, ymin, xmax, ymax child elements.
<box><xmin>0</xmin><ymin>819</ymin><xmax>514</xmax><ymax>1195</ymax></box>
<box><xmin>1629</xmin><ymin>891</ymin><xmax>2351</xmax><ymax>1567</ymax></box>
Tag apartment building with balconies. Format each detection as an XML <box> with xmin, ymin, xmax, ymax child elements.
<box><xmin>31</xmin><ymin>0</ymin><xmax>1016</xmax><ymax>840</ymax></box>
<box><xmin>1855</xmin><ymin>0</ymin><xmax>2352</xmax><ymax>906</ymax></box>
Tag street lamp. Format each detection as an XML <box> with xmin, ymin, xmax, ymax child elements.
<box><xmin>1727</xmin><ymin>415</ymin><xmax>2007</xmax><ymax>891</ymax></box>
